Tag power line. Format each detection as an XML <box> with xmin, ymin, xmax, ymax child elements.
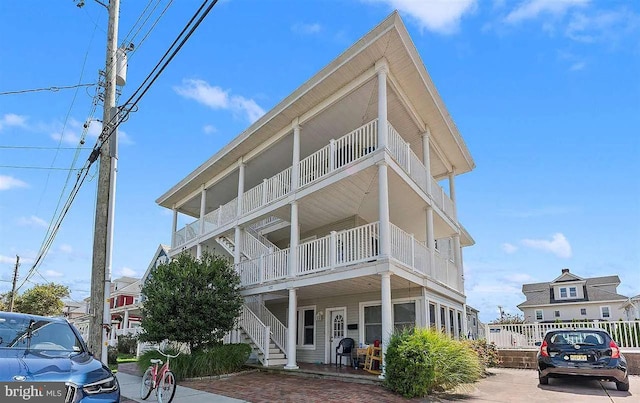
<box><xmin>18</xmin><ymin>0</ymin><xmax>220</xmax><ymax>291</ymax></box>
<box><xmin>0</xmin><ymin>83</ymin><xmax>95</xmax><ymax>96</ymax></box>
<box><xmin>0</xmin><ymin>165</ymin><xmax>82</xmax><ymax>171</ymax></box>
<box><xmin>0</xmin><ymin>146</ymin><xmax>91</xmax><ymax>150</ymax></box>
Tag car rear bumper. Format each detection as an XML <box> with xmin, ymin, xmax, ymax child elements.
<box><xmin>539</xmin><ymin>362</ymin><xmax>627</xmax><ymax>382</ymax></box>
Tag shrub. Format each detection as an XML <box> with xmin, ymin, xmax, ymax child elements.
<box><xmin>384</xmin><ymin>328</ymin><xmax>482</xmax><ymax>398</ymax></box>
<box><xmin>107</xmin><ymin>346</ymin><xmax>118</xmax><ymax>365</ymax></box>
<box><xmin>117</xmin><ymin>335</ymin><xmax>138</xmax><ymax>355</ymax></box>
<box><xmin>137</xmin><ymin>343</ymin><xmax>251</xmax><ymax>381</ymax></box>
<box><xmin>464</xmin><ymin>339</ymin><xmax>501</xmax><ymax>370</ymax></box>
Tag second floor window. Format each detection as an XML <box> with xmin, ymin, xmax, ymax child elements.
<box><xmin>569</xmin><ymin>287</ymin><xmax>577</xmax><ymax>298</ymax></box>
<box><xmin>560</xmin><ymin>288</ymin><xmax>567</xmax><ymax>298</ymax></box>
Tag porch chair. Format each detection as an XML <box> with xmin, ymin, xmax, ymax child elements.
<box><xmin>335</xmin><ymin>337</ymin><xmax>355</xmax><ymax>367</ymax></box>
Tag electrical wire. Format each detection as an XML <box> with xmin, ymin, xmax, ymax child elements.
<box><xmin>0</xmin><ymin>165</ymin><xmax>82</xmax><ymax>171</ymax></box>
<box><xmin>0</xmin><ymin>146</ymin><xmax>91</xmax><ymax>150</ymax></box>
<box><xmin>18</xmin><ymin>0</ymin><xmax>220</xmax><ymax>291</ymax></box>
<box><xmin>0</xmin><ymin>83</ymin><xmax>95</xmax><ymax>96</ymax></box>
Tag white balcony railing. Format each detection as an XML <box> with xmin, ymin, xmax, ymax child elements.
<box><xmin>239</xmin><ymin>305</ymin><xmax>271</xmax><ymax>365</ymax></box>
<box><xmin>487</xmin><ymin>321</ymin><xmax>640</xmax><ymax>350</ymax></box>
<box><xmin>172</xmin><ymin>119</ymin><xmax>457</xmax><ymax>250</ymax></box>
<box><xmin>245</xmin><ymin>297</ymin><xmax>287</xmax><ymax>354</ymax></box>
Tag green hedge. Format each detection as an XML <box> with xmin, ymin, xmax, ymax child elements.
<box><xmin>137</xmin><ymin>343</ymin><xmax>251</xmax><ymax>381</ymax></box>
<box><xmin>384</xmin><ymin>328</ymin><xmax>482</xmax><ymax>398</ymax></box>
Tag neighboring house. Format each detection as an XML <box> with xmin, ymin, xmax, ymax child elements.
<box><xmin>466</xmin><ymin>305</ymin><xmax>481</xmax><ymax>339</ymax></box>
<box><xmin>62</xmin><ymin>300</ymin><xmax>88</xmax><ymax>321</ymax></box>
<box><xmin>70</xmin><ymin>276</ymin><xmax>143</xmax><ymax>345</ymax></box>
<box><xmin>156</xmin><ymin>12</ymin><xmax>475</xmax><ymax>370</ymax></box>
<box><xmin>518</xmin><ymin>268</ymin><xmax>630</xmax><ymax>322</ymax></box>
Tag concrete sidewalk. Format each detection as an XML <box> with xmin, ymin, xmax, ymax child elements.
<box><xmin>116</xmin><ymin>372</ymin><xmax>247</xmax><ymax>403</ymax></box>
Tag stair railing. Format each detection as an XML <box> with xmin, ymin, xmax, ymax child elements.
<box><xmin>239</xmin><ymin>305</ymin><xmax>270</xmax><ymax>366</ymax></box>
<box><xmin>245</xmin><ymin>299</ymin><xmax>287</xmax><ymax>354</ymax></box>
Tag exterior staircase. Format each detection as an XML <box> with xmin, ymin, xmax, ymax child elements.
<box><xmin>237</xmin><ymin>303</ymin><xmax>288</xmax><ymax>367</ymax></box>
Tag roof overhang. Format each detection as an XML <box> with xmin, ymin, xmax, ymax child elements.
<box><xmin>157</xmin><ymin>11</ymin><xmax>475</xmax><ymax>209</ymax></box>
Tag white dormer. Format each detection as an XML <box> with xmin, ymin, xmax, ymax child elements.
<box><xmin>551</xmin><ymin>268</ymin><xmax>586</xmax><ymax>300</ymax></box>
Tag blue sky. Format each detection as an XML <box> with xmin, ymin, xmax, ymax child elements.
<box><xmin>0</xmin><ymin>0</ymin><xmax>638</xmax><ymax>323</ymax></box>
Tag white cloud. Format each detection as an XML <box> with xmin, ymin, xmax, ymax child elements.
<box><xmin>0</xmin><ymin>175</ymin><xmax>28</xmax><ymax>191</ymax></box>
<box><xmin>292</xmin><ymin>22</ymin><xmax>322</xmax><ymax>34</ymax></box>
<box><xmin>203</xmin><ymin>125</ymin><xmax>217</xmax><ymax>134</ymax></box>
<box><xmin>0</xmin><ymin>255</ymin><xmax>15</xmax><ymax>264</ymax></box>
<box><xmin>59</xmin><ymin>244</ymin><xmax>73</xmax><ymax>254</ymax></box>
<box><xmin>17</xmin><ymin>215</ymin><xmax>48</xmax><ymax>228</ymax></box>
<box><xmin>521</xmin><ymin>233</ymin><xmax>572</xmax><ymax>258</ymax></box>
<box><xmin>0</xmin><ymin>113</ymin><xmax>28</xmax><ymax>131</ymax></box>
<box><xmin>365</xmin><ymin>0</ymin><xmax>477</xmax><ymax>34</ymax></box>
<box><xmin>470</xmin><ymin>283</ymin><xmax>522</xmax><ymax>295</ymax></box>
<box><xmin>44</xmin><ymin>269</ymin><xmax>64</xmax><ymax>278</ymax></box>
<box><xmin>504</xmin><ymin>0</ymin><xmax>589</xmax><ymax>24</ymax></box>
<box><xmin>118</xmin><ymin>267</ymin><xmax>138</xmax><ymax>277</ymax></box>
<box><xmin>566</xmin><ymin>9</ymin><xmax>640</xmax><ymax>44</ymax></box>
<box><xmin>174</xmin><ymin>79</ymin><xmax>265</xmax><ymax>123</ymax></box>
<box><xmin>502</xmin><ymin>243</ymin><xmax>518</xmax><ymax>254</ymax></box>
<box><xmin>504</xmin><ymin>273</ymin><xmax>535</xmax><ymax>283</ymax></box>
<box><xmin>569</xmin><ymin>61</ymin><xmax>586</xmax><ymax>71</ymax></box>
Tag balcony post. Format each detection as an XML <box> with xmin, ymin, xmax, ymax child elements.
<box><xmin>329</xmin><ymin>139</ymin><xmax>336</xmax><ymax>171</ymax></box>
<box><xmin>448</xmin><ymin>169</ymin><xmax>457</xmax><ymax>219</ymax></box>
<box><xmin>285</xmin><ymin>288</ymin><xmax>299</xmax><ymax>369</ymax></box>
<box><xmin>425</xmin><ymin>206</ymin><xmax>435</xmax><ymax>277</ymax></box>
<box><xmin>237</xmin><ymin>159</ymin><xmax>245</xmax><ymax>215</ymax></box>
<box><xmin>122</xmin><ymin>309</ymin><xmax>129</xmax><ymax>331</ymax></box>
<box><xmin>234</xmin><ymin>226</ymin><xmax>242</xmax><ymax>265</ymax></box>
<box><xmin>406</xmin><ymin>142</ymin><xmax>411</xmax><ymax>174</ymax></box>
<box><xmin>259</xmin><ymin>254</ymin><xmax>264</xmax><ymax>283</ymax></box>
<box><xmin>217</xmin><ymin>205</ymin><xmax>223</xmax><ymax>227</ymax></box>
<box><xmin>422</xmin><ymin>127</ymin><xmax>432</xmax><ymax>196</ymax></box>
<box><xmin>453</xmin><ymin>233</ymin><xmax>462</xmax><ymax>291</ymax></box>
<box><xmin>377</xmin><ymin>161</ymin><xmax>390</xmax><ymax>257</ymax></box>
<box><xmin>199</xmin><ymin>184</ymin><xmax>207</xmax><ymax>234</ymax></box>
<box><xmin>262</xmin><ymin>178</ymin><xmax>268</xmax><ymax>205</ymax></box>
<box><xmin>376</xmin><ymin>59</ymin><xmax>389</xmax><ymax>150</ymax></box>
<box><xmin>289</xmin><ymin>201</ymin><xmax>299</xmax><ymax>277</ymax></box>
<box><xmin>171</xmin><ymin>205</ymin><xmax>178</xmax><ymax>248</ymax></box>
<box><xmin>292</xmin><ymin>119</ymin><xmax>300</xmax><ymax>191</ymax></box>
<box><xmin>410</xmin><ymin>233</ymin><xmax>415</xmax><ymax>270</ymax></box>
<box><xmin>329</xmin><ymin>231</ymin><xmax>337</xmax><ymax>268</ymax></box>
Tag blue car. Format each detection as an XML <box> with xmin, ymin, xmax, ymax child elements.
<box><xmin>0</xmin><ymin>311</ymin><xmax>120</xmax><ymax>402</ymax></box>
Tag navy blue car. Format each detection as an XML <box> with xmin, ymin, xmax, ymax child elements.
<box><xmin>0</xmin><ymin>311</ymin><xmax>120</xmax><ymax>402</ymax></box>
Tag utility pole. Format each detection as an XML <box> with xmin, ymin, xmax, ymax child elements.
<box><xmin>8</xmin><ymin>255</ymin><xmax>19</xmax><ymax>312</ymax></box>
<box><xmin>88</xmin><ymin>0</ymin><xmax>120</xmax><ymax>364</ymax></box>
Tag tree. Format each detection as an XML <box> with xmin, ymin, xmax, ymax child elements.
<box><xmin>489</xmin><ymin>313</ymin><xmax>525</xmax><ymax>325</ymax></box>
<box><xmin>13</xmin><ymin>283</ymin><xmax>70</xmax><ymax>316</ymax></box>
<box><xmin>139</xmin><ymin>252</ymin><xmax>243</xmax><ymax>352</ymax></box>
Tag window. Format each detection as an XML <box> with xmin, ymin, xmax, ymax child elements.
<box><xmin>580</xmin><ymin>308</ymin><xmax>587</xmax><ymax>316</ymax></box>
<box><xmin>535</xmin><ymin>310</ymin><xmax>543</xmax><ymax>321</ymax></box>
<box><xmin>429</xmin><ymin>303</ymin><xmax>436</xmax><ymax>329</ymax></box>
<box><xmin>554</xmin><ymin>310</ymin><xmax>560</xmax><ymax>318</ymax></box>
<box><xmin>560</xmin><ymin>287</ymin><xmax>567</xmax><ymax>298</ymax></box>
<box><xmin>569</xmin><ymin>287</ymin><xmax>577</xmax><ymax>298</ymax></box>
<box><xmin>296</xmin><ymin>307</ymin><xmax>315</xmax><ymax>347</ymax></box>
<box><xmin>457</xmin><ymin>311</ymin><xmax>463</xmax><ymax>337</ymax></box>
<box><xmin>472</xmin><ymin>317</ymin><xmax>476</xmax><ymax>326</ymax></box>
<box><xmin>449</xmin><ymin>309</ymin><xmax>455</xmax><ymax>335</ymax></box>
<box><xmin>393</xmin><ymin>302</ymin><xmax>416</xmax><ymax>333</ymax></box>
<box><xmin>601</xmin><ymin>306</ymin><xmax>610</xmax><ymax>319</ymax></box>
<box><xmin>363</xmin><ymin>301</ymin><xmax>417</xmax><ymax>344</ymax></box>
<box><xmin>440</xmin><ymin>306</ymin><xmax>446</xmax><ymax>332</ymax></box>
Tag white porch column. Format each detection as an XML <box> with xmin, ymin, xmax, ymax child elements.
<box><xmin>435</xmin><ymin>302</ymin><xmax>442</xmax><ymax>332</ymax></box>
<box><xmin>289</xmin><ymin>201</ymin><xmax>299</xmax><ymax>277</ymax></box>
<box><xmin>377</xmin><ymin>162</ymin><xmax>390</xmax><ymax>257</ymax></box>
<box><xmin>426</xmin><ymin>206</ymin><xmax>435</xmax><ymax>276</ymax></box>
<box><xmin>292</xmin><ymin>119</ymin><xmax>301</xmax><ymax>191</ymax></box>
<box><xmin>122</xmin><ymin>309</ymin><xmax>129</xmax><ymax>331</ymax></box>
<box><xmin>422</xmin><ymin>287</ymin><xmax>430</xmax><ymax>328</ymax></box>
<box><xmin>171</xmin><ymin>205</ymin><xmax>178</xmax><ymax>248</ymax></box>
<box><xmin>462</xmin><ymin>304</ymin><xmax>469</xmax><ymax>338</ymax></box>
<box><xmin>197</xmin><ymin>185</ymin><xmax>207</xmax><ymax>259</ymax></box>
<box><xmin>234</xmin><ymin>226</ymin><xmax>242</xmax><ymax>265</ymax></box>
<box><xmin>237</xmin><ymin>159</ymin><xmax>245</xmax><ymax>216</ymax></box>
<box><xmin>376</xmin><ymin>59</ymin><xmax>389</xmax><ymax>149</ymax></box>
<box><xmin>285</xmin><ymin>288</ymin><xmax>299</xmax><ymax>369</ymax></box>
<box><xmin>380</xmin><ymin>272</ymin><xmax>392</xmax><ymax>379</ymax></box>
<box><xmin>448</xmin><ymin>169</ymin><xmax>457</xmax><ymax>219</ymax></box>
<box><xmin>422</xmin><ymin>127</ymin><xmax>432</xmax><ymax>195</ymax></box>
<box><xmin>453</xmin><ymin>233</ymin><xmax>462</xmax><ymax>292</ymax></box>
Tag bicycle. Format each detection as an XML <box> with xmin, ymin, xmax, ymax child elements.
<box><xmin>140</xmin><ymin>348</ymin><xmax>180</xmax><ymax>403</ymax></box>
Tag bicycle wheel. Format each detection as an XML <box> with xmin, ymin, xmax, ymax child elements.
<box><xmin>157</xmin><ymin>370</ymin><xmax>177</xmax><ymax>403</ymax></box>
<box><xmin>140</xmin><ymin>367</ymin><xmax>153</xmax><ymax>399</ymax></box>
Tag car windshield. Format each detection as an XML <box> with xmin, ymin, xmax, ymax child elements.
<box><xmin>0</xmin><ymin>314</ymin><xmax>83</xmax><ymax>353</ymax></box>
<box><xmin>549</xmin><ymin>331</ymin><xmax>608</xmax><ymax>346</ymax></box>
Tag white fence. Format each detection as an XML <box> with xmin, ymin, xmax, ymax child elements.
<box><xmin>487</xmin><ymin>320</ymin><xmax>640</xmax><ymax>350</ymax></box>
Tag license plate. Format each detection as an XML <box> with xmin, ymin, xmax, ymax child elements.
<box><xmin>570</xmin><ymin>354</ymin><xmax>587</xmax><ymax>361</ymax></box>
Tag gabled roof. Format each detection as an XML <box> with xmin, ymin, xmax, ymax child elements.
<box><xmin>519</xmin><ymin>273</ymin><xmax>626</xmax><ymax>308</ymax></box>
<box><xmin>551</xmin><ymin>271</ymin><xmax>584</xmax><ymax>283</ymax></box>
<box><xmin>142</xmin><ymin>244</ymin><xmax>170</xmax><ymax>283</ymax></box>
<box><xmin>156</xmin><ymin>11</ymin><xmax>475</xmax><ymax>209</ymax></box>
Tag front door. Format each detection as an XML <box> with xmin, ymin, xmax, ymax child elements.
<box><xmin>328</xmin><ymin>309</ymin><xmax>346</xmax><ymax>365</ymax></box>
